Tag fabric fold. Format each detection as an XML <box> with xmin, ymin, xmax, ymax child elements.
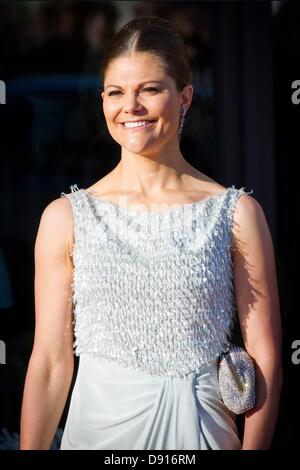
<box><xmin>60</xmin><ymin>354</ymin><xmax>241</xmax><ymax>450</ymax></box>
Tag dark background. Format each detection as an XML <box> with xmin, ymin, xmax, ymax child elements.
<box><xmin>0</xmin><ymin>0</ymin><xmax>299</xmax><ymax>450</ymax></box>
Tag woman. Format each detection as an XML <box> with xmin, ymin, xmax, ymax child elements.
<box><xmin>20</xmin><ymin>16</ymin><xmax>282</xmax><ymax>450</ymax></box>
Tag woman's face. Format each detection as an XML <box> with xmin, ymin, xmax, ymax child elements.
<box><xmin>101</xmin><ymin>52</ymin><xmax>192</xmax><ymax>156</ymax></box>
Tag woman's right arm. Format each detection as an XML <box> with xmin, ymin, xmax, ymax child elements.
<box><xmin>20</xmin><ymin>197</ymin><xmax>75</xmax><ymax>450</ymax></box>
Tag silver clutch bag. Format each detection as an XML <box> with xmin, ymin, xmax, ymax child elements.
<box><xmin>218</xmin><ymin>344</ymin><xmax>256</xmax><ymax>414</ymax></box>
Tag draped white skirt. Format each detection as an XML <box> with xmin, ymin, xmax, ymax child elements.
<box><xmin>60</xmin><ymin>353</ymin><xmax>241</xmax><ymax>450</ymax></box>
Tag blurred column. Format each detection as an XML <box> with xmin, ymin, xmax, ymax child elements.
<box><xmin>213</xmin><ymin>1</ymin><xmax>277</xmax><ymax>248</ymax></box>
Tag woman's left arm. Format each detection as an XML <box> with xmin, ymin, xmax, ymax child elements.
<box><xmin>231</xmin><ymin>194</ymin><xmax>283</xmax><ymax>450</ymax></box>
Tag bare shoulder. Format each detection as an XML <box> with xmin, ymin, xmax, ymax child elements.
<box><xmin>231</xmin><ymin>192</ymin><xmax>270</xmax><ymax>248</ymax></box>
<box><xmin>40</xmin><ymin>197</ymin><xmax>73</xmax><ymax>233</ymax></box>
<box><xmin>42</xmin><ymin>196</ymin><xmax>73</xmax><ymax>221</ymax></box>
<box><xmin>233</xmin><ymin>192</ymin><xmax>264</xmax><ymax>222</ymax></box>
<box><xmin>36</xmin><ymin>197</ymin><xmax>74</xmax><ymax>260</ymax></box>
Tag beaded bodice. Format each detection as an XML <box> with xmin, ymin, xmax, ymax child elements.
<box><xmin>60</xmin><ymin>184</ymin><xmax>253</xmax><ymax>378</ymax></box>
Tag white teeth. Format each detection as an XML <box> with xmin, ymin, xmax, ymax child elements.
<box><xmin>123</xmin><ymin>121</ymin><xmax>153</xmax><ymax>128</ymax></box>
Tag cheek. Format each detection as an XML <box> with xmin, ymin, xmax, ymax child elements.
<box><xmin>159</xmin><ymin>97</ymin><xmax>179</xmax><ymax>122</ymax></box>
<box><xmin>103</xmin><ymin>102</ymin><xmax>120</xmax><ymax>121</ymax></box>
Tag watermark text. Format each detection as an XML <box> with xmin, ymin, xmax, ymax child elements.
<box><xmin>0</xmin><ymin>80</ymin><xmax>6</xmax><ymax>104</ymax></box>
<box><xmin>0</xmin><ymin>340</ymin><xmax>6</xmax><ymax>364</ymax></box>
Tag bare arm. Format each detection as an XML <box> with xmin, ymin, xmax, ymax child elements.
<box><xmin>232</xmin><ymin>194</ymin><xmax>282</xmax><ymax>450</ymax></box>
<box><xmin>20</xmin><ymin>197</ymin><xmax>75</xmax><ymax>450</ymax></box>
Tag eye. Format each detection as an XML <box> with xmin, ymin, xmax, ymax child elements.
<box><xmin>107</xmin><ymin>87</ymin><xmax>159</xmax><ymax>97</ymax></box>
<box><xmin>140</xmin><ymin>87</ymin><xmax>159</xmax><ymax>93</ymax></box>
<box><xmin>108</xmin><ymin>90</ymin><xmax>121</xmax><ymax>97</ymax></box>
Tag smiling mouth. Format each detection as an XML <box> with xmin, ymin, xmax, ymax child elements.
<box><xmin>121</xmin><ymin>120</ymin><xmax>157</xmax><ymax>130</ymax></box>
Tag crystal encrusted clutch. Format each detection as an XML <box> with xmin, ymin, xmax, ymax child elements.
<box><xmin>218</xmin><ymin>344</ymin><xmax>256</xmax><ymax>414</ymax></box>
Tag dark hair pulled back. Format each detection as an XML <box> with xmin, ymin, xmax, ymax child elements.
<box><xmin>101</xmin><ymin>16</ymin><xmax>190</xmax><ymax>91</ymax></box>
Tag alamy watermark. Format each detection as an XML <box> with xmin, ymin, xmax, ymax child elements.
<box><xmin>0</xmin><ymin>340</ymin><xmax>6</xmax><ymax>364</ymax></box>
<box><xmin>291</xmin><ymin>340</ymin><xmax>300</xmax><ymax>365</ymax></box>
<box><xmin>291</xmin><ymin>80</ymin><xmax>300</xmax><ymax>105</ymax></box>
<box><xmin>0</xmin><ymin>80</ymin><xmax>6</xmax><ymax>104</ymax></box>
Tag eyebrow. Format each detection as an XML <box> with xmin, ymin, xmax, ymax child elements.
<box><xmin>104</xmin><ymin>81</ymin><xmax>164</xmax><ymax>90</ymax></box>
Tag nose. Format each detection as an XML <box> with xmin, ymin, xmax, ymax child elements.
<box><xmin>122</xmin><ymin>91</ymin><xmax>144</xmax><ymax>114</ymax></box>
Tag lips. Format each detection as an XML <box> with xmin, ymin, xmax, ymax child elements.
<box><xmin>121</xmin><ymin>120</ymin><xmax>157</xmax><ymax>131</ymax></box>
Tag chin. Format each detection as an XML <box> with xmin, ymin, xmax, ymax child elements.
<box><xmin>124</xmin><ymin>146</ymin><xmax>153</xmax><ymax>156</ymax></box>
<box><xmin>121</xmin><ymin>140</ymin><xmax>157</xmax><ymax>155</ymax></box>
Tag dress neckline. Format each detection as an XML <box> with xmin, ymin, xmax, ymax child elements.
<box><xmin>81</xmin><ymin>186</ymin><xmax>234</xmax><ymax>217</ymax></box>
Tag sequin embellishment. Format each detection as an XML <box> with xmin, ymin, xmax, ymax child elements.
<box><xmin>60</xmin><ymin>184</ymin><xmax>253</xmax><ymax>378</ymax></box>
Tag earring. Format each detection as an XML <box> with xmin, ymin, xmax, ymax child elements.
<box><xmin>178</xmin><ymin>106</ymin><xmax>186</xmax><ymax>135</ymax></box>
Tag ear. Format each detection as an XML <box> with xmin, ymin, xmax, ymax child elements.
<box><xmin>181</xmin><ymin>84</ymin><xmax>193</xmax><ymax>113</ymax></box>
<box><xmin>101</xmin><ymin>91</ymin><xmax>105</xmax><ymax>100</ymax></box>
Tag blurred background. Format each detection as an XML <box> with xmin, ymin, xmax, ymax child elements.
<box><xmin>0</xmin><ymin>0</ymin><xmax>299</xmax><ymax>450</ymax></box>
